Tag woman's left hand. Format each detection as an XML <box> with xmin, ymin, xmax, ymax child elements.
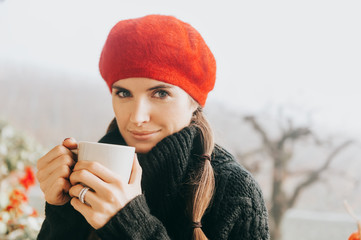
<box><xmin>68</xmin><ymin>154</ymin><xmax>142</xmax><ymax>229</ymax></box>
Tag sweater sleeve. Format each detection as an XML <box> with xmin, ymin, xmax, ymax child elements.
<box><xmin>226</xmin><ymin>173</ymin><xmax>270</xmax><ymax>240</ymax></box>
<box><xmin>37</xmin><ymin>202</ymin><xmax>92</xmax><ymax>240</ymax></box>
<box><xmin>96</xmin><ymin>194</ymin><xmax>171</xmax><ymax>240</ymax></box>
<box><xmin>228</xmin><ymin>195</ymin><xmax>270</xmax><ymax>240</ymax></box>
<box><xmin>205</xmin><ymin>156</ymin><xmax>270</xmax><ymax>240</ymax></box>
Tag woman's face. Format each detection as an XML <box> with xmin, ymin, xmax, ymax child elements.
<box><xmin>112</xmin><ymin>78</ymin><xmax>198</xmax><ymax>153</ymax></box>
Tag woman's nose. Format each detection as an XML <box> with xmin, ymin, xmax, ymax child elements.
<box><xmin>130</xmin><ymin>99</ymin><xmax>150</xmax><ymax>125</ymax></box>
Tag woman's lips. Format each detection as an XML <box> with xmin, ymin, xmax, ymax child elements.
<box><xmin>128</xmin><ymin>130</ymin><xmax>160</xmax><ymax>140</ymax></box>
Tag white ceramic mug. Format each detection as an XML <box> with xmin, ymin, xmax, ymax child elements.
<box><xmin>72</xmin><ymin>141</ymin><xmax>135</xmax><ymax>181</ymax></box>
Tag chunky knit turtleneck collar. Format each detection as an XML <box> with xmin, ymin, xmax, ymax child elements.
<box><xmin>138</xmin><ymin>126</ymin><xmax>200</xmax><ymax>192</ymax></box>
<box><xmin>99</xmin><ymin>125</ymin><xmax>200</xmax><ymax>190</ymax></box>
<box><xmin>99</xmin><ymin>125</ymin><xmax>202</xmax><ymax>236</ymax></box>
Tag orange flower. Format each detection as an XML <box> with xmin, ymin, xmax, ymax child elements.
<box><xmin>349</xmin><ymin>221</ymin><xmax>361</xmax><ymax>240</ymax></box>
<box><xmin>8</xmin><ymin>189</ymin><xmax>27</xmax><ymax>208</ymax></box>
<box><xmin>11</xmin><ymin>189</ymin><xmax>27</xmax><ymax>203</ymax></box>
<box><xmin>6</xmin><ymin>189</ymin><xmax>27</xmax><ymax>216</ymax></box>
<box><xmin>19</xmin><ymin>166</ymin><xmax>36</xmax><ymax>190</ymax></box>
<box><xmin>6</xmin><ymin>205</ymin><xmax>14</xmax><ymax>212</ymax></box>
<box><xmin>349</xmin><ymin>232</ymin><xmax>360</xmax><ymax>240</ymax></box>
<box><xmin>30</xmin><ymin>208</ymin><xmax>38</xmax><ymax>217</ymax></box>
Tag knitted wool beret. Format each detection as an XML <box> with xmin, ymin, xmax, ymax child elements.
<box><xmin>99</xmin><ymin>14</ymin><xmax>216</xmax><ymax>106</ymax></box>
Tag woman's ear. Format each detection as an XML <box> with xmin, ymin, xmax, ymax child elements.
<box><xmin>189</xmin><ymin>96</ymin><xmax>199</xmax><ymax>113</ymax></box>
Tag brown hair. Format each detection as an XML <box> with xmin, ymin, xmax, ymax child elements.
<box><xmin>188</xmin><ymin>107</ymin><xmax>215</xmax><ymax>240</ymax></box>
<box><xmin>106</xmin><ymin>107</ymin><xmax>215</xmax><ymax>240</ymax></box>
<box><xmin>106</xmin><ymin>117</ymin><xmax>118</xmax><ymax>134</ymax></box>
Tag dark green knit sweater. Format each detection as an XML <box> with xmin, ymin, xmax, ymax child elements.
<box><xmin>37</xmin><ymin>126</ymin><xmax>270</xmax><ymax>239</ymax></box>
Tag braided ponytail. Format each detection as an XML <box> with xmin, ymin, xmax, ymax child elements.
<box><xmin>189</xmin><ymin>107</ymin><xmax>215</xmax><ymax>240</ymax></box>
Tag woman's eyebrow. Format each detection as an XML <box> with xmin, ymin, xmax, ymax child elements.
<box><xmin>112</xmin><ymin>86</ymin><xmax>128</xmax><ymax>91</ymax></box>
<box><xmin>111</xmin><ymin>84</ymin><xmax>173</xmax><ymax>91</ymax></box>
<box><xmin>147</xmin><ymin>84</ymin><xmax>173</xmax><ymax>91</ymax></box>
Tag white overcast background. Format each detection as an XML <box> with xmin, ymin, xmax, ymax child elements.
<box><xmin>1</xmin><ymin>0</ymin><xmax>361</xmax><ymax>139</ymax></box>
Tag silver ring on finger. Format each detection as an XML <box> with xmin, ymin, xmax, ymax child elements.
<box><xmin>79</xmin><ymin>187</ymin><xmax>90</xmax><ymax>204</ymax></box>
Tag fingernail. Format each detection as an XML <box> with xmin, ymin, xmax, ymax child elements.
<box><xmin>64</xmin><ymin>137</ymin><xmax>75</xmax><ymax>142</ymax></box>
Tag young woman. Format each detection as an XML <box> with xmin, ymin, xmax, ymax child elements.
<box><xmin>36</xmin><ymin>15</ymin><xmax>270</xmax><ymax>240</ymax></box>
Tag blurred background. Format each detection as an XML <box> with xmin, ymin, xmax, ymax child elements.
<box><xmin>1</xmin><ymin>0</ymin><xmax>361</xmax><ymax>239</ymax></box>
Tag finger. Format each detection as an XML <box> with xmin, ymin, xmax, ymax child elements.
<box><xmin>70</xmin><ymin>197</ymin><xmax>92</xmax><ymax>217</ymax></box>
<box><xmin>40</xmin><ymin>169</ymin><xmax>71</xmax><ymax>193</ymax></box>
<box><xmin>37</xmin><ymin>145</ymin><xmax>74</xmax><ymax>170</ymax></box>
<box><xmin>73</xmin><ymin>161</ymin><xmax>119</xmax><ymax>183</ymax></box>
<box><xmin>69</xmin><ymin>184</ymin><xmax>88</xmax><ymax>198</ymax></box>
<box><xmin>44</xmin><ymin>156</ymin><xmax>73</xmax><ymax>181</ymax></box>
<box><xmin>128</xmin><ymin>154</ymin><xmax>142</xmax><ymax>185</ymax></box>
<box><xmin>44</xmin><ymin>178</ymin><xmax>72</xmax><ymax>205</ymax></box>
<box><xmin>39</xmin><ymin>161</ymin><xmax>73</xmax><ymax>194</ymax></box>
<box><xmin>69</xmin><ymin>184</ymin><xmax>100</xmax><ymax>207</ymax></box>
<box><xmin>63</xmin><ymin>137</ymin><xmax>78</xmax><ymax>150</ymax></box>
<box><xmin>69</xmin><ymin>168</ymin><xmax>108</xmax><ymax>194</ymax></box>
<box><xmin>36</xmin><ymin>154</ymin><xmax>75</xmax><ymax>182</ymax></box>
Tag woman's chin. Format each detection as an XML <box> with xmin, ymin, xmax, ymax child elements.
<box><xmin>134</xmin><ymin>144</ymin><xmax>155</xmax><ymax>154</ymax></box>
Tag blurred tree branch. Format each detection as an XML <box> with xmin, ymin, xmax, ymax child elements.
<box><xmin>288</xmin><ymin>140</ymin><xmax>353</xmax><ymax>208</ymax></box>
<box><xmin>239</xmin><ymin>115</ymin><xmax>354</xmax><ymax>240</ymax></box>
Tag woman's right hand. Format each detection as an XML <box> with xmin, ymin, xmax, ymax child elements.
<box><xmin>36</xmin><ymin>138</ymin><xmax>77</xmax><ymax>206</ymax></box>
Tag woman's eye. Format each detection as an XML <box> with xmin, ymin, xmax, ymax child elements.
<box><xmin>117</xmin><ymin>90</ymin><xmax>131</xmax><ymax>98</ymax></box>
<box><xmin>154</xmin><ymin>90</ymin><xmax>169</xmax><ymax>99</ymax></box>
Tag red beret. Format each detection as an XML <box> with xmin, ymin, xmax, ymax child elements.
<box><xmin>99</xmin><ymin>14</ymin><xmax>216</xmax><ymax>106</ymax></box>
